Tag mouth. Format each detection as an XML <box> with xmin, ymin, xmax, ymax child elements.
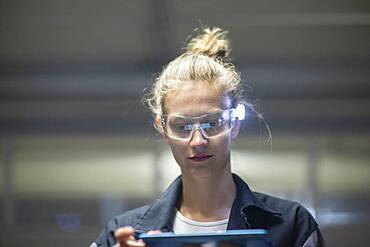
<box><xmin>188</xmin><ymin>154</ymin><xmax>214</xmax><ymax>162</ymax></box>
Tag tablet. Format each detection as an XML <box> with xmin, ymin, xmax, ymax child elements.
<box><xmin>139</xmin><ymin>229</ymin><xmax>271</xmax><ymax>247</ymax></box>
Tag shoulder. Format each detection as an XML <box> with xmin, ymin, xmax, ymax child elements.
<box><xmin>94</xmin><ymin>204</ymin><xmax>152</xmax><ymax>247</ymax></box>
<box><xmin>253</xmin><ymin>192</ymin><xmax>320</xmax><ymax>246</ymax></box>
<box><xmin>115</xmin><ymin>204</ymin><xmax>152</xmax><ymax>227</ymax></box>
<box><xmin>253</xmin><ymin>191</ymin><xmax>312</xmax><ymax>217</ymax></box>
<box><xmin>93</xmin><ymin>177</ymin><xmax>183</xmax><ymax>246</ymax></box>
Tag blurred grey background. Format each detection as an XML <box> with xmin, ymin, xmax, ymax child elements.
<box><xmin>1</xmin><ymin>0</ymin><xmax>370</xmax><ymax>246</ymax></box>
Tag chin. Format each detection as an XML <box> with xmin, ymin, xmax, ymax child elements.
<box><xmin>186</xmin><ymin>166</ymin><xmax>221</xmax><ymax>179</ymax></box>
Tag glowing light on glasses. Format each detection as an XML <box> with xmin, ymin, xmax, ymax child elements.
<box><xmin>235</xmin><ymin>104</ymin><xmax>246</xmax><ymax>120</ymax></box>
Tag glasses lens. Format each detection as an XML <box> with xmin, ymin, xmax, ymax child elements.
<box><xmin>200</xmin><ymin>111</ymin><xmax>231</xmax><ymax>136</ymax></box>
<box><xmin>165</xmin><ymin>110</ymin><xmax>233</xmax><ymax>140</ymax></box>
<box><xmin>167</xmin><ymin>116</ymin><xmax>193</xmax><ymax>139</ymax></box>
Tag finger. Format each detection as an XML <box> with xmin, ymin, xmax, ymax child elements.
<box><xmin>115</xmin><ymin>227</ymin><xmax>136</xmax><ymax>243</ymax></box>
<box><xmin>126</xmin><ymin>239</ymin><xmax>146</xmax><ymax>247</ymax></box>
<box><xmin>115</xmin><ymin>226</ymin><xmax>135</xmax><ymax>237</ymax></box>
<box><xmin>146</xmin><ymin>230</ymin><xmax>162</xmax><ymax>235</ymax></box>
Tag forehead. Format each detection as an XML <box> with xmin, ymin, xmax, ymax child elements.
<box><xmin>164</xmin><ymin>85</ymin><xmax>231</xmax><ymax>115</ymax></box>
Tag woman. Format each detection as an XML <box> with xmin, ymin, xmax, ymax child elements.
<box><xmin>92</xmin><ymin>26</ymin><xmax>324</xmax><ymax>247</ymax></box>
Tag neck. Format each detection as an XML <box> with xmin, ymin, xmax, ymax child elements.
<box><xmin>179</xmin><ymin>171</ymin><xmax>236</xmax><ymax>222</ymax></box>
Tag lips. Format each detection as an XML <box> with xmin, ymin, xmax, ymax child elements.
<box><xmin>188</xmin><ymin>154</ymin><xmax>213</xmax><ymax>162</ymax></box>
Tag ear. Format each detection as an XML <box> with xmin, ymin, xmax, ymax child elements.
<box><xmin>231</xmin><ymin>118</ymin><xmax>241</xmax><ymax>139</ymax></box>
<box><xmin>155</xmin><ymin>115</ymin><xmax>162</xmax><ymax>131</ymax></box>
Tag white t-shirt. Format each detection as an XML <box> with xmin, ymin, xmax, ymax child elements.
<box><xmin>173</xmin><ymin>210</ymin><xmax>229</xmax><ymax>234</ymax></box>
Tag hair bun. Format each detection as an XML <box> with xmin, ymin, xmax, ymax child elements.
<box><xmin>185</xmin><ymin>26</ymin><xmax>231</xmax><ymax>61</ymax></box>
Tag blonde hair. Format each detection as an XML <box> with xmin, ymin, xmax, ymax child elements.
<box><xmin>145</xmin><ymin>26</ymin><xmax>243</xmax><ymax>116</ymax></box>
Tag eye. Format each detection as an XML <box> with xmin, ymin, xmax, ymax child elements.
<box><xmin>213</xmin><ymin>118</ymin><xmax>224</xmax><ymax>126</ymax></box>
<box><xmin>174</xmin><ymin>124</ymin><xmax>192</xmax><ymax>131</ymax></box>
<box><xmin>205</xmin><ymin>117</ymin><xmax>225</xmax><ymax>128</ymax></box>
<box><xmin>172</xmin><ymin>122</ymin><xmax>192</xmax><ymax>132</ymax></box>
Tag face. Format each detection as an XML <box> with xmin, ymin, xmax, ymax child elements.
<box><xmin>158</xmin><ymin>84</ymin><xmax>240</xmax><ymax>180</ymax></box>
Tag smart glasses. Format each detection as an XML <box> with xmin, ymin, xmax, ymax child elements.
<box><xmin>157</xmin><ymin>104</ymin><xmax>245</xmax><ymax>141</ymax></box>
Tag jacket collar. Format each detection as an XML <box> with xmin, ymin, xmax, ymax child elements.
<box><xmin>134</xmin><ymin>176</ymin><xmax>182</xmax><ymax>232</ymax></box>
<box><xmin>233</xmin><ymin>174</ymin><xmax>280</xmax><ymax>215</ymax></box>
<box><xmin>134</xmin><ymin>174</ymin><xmax>282</xmax><ymax>232</ymax></box>
<box><xmin>228</xmin><ymin>174</ymin><xmax>282</xmax><ymax>229</ymax></box>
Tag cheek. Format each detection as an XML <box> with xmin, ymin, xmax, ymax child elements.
<box><xmin>216</xmin><ymin>133</ymin><xmax>233</xmax><ymax>149</ymax></box>
<box><xmin>168</xmin><ymin>141</ymin><xmax>187</xmax><ymax>160</ymax></box>
<box><xmin>208</xmin><ymin>135</ymin><xmax>232</xmax><ymax>159</ymax></box>
<box><xmin>222</xmin><ymin>138</ymin><xmax>232</xmax><ymax>154</ymax></box>
<box><xmin>223</xmin><ymin>137</ymin><xmax>234</xmax><ymax>159</ymax></box>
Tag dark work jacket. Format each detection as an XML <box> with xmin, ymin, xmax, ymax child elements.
<box><xmin>94</xmin><ymin>174</ymin><xmax>324</xmax><ymax>247</ymax></box>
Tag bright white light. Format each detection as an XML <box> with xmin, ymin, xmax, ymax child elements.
<box><xmin>235</xmin><ymin>103</ymin><xmax>246</xmax><ymax>120</ymax></box>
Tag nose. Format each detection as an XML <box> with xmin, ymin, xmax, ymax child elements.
<box><xmin>189</xmin><ymin>128</ymin><xmax>208</xmax><ymax>148</ymax></box>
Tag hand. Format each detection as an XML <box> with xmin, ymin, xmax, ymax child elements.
<box><xmin>114</xmin><ymin>227</ymin><xmax>144</xmax><ymax>247</ymax></box>
<box><xmin>114</xmin><ymin>226</ymin><xmax>162</xmax><ymax>247</ymax></box>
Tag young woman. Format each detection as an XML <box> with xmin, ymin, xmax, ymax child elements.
<box><xmin>92</xmin><ymin>26</ymin><xmax>324</xmax><ymax>247</ymax></box>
